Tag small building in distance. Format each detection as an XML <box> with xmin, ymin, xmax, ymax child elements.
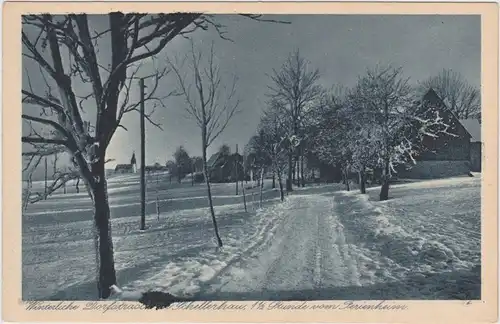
<box><xmin>145</xmin><ymin>163</ymin><xmax>167</xmax><ymax>173</ymax></box>
<box><xmin>207</xmin><ymin>150</ymin><xmax>244</xmax><ymax>183</ymax></box>
<box><xmin>113</xmin><ymin>152</ymin><xmax>138</xmax><ymax>174</ymax></box>
<box><xmin>114</xmin><ymin>164</ymin><xmax>134</xmax><ymax>174</ymax></box>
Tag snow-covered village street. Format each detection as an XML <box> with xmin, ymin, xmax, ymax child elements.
<box><xmin>21</xmin><ymin>13</ymin><xmax>482</xmax><ymax>305</ymax></box>
<box><xmin>22</xmin><ymin>174</ymin><xmax>481</xmax><ymax>301</ymax></box>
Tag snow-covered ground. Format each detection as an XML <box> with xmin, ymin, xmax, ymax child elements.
<box><xmin>22</xmin><ymin>174</ymin><xmax>481</xmax><ymax>301</ymax></box>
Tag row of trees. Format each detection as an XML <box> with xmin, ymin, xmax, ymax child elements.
<box><xmin>246</xmin><ymin>50</ymin><xmax>477</xmax><ymax>201</ymax></box>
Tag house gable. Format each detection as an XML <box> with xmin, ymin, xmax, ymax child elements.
<box><xmin>207</xmin><ymin>152</ymin><xmax>223</xmax><ymax>169</ymax></box>
<box><xmin>207</xmin><ymin>152</ymin><xmax>244</xmax><ymax>182</ymax></box>
<box><xmin>416</xmin><ymin>89</ymin><xmax>471</xmax><ymax>161</ymax></box>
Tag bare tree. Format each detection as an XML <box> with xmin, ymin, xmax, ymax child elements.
<box><xmin>22</xmin><ymin>148</ymin><xmax>81</xmax><ymax>203</ymax></box>
<box><xmin>418</xmin><ymin>68</ymin><xmax>480</xmax><ymax>119</ymax></box>
<box><xmin>169</xmin><ymin>40</ymin><xmax>241</xmax><ymax>248</ymax></box>
<box><xmin>241</xmin><ymin>154</ymin><xmax>248</xmax><ymax>211</ymax></box>
<box><xmin>258</xmin><ymin>102</ymin><xmax>289</xmax><ymax>201</ymax></box>
<box><xmin>21</xmin><ymin>12</ymin><xmax>283</xmax><ymax>298</ymax></box>
<box><xmin>22</xmin><ymin>158</ymin><xmax>36</xmax><ymax>212</ymax></box>
<box><xmin>342</xmin><ymin>88</ymin><xmax>381</xmax><ymax>194</ymax></box>
<box><xmin>52</xmin><ymin>152</ymin><xmax>59</xmax><ymax>175</ymax></box>
<box><xmin>22</xmin><ymin>13</ymin><xmax>188</xmax><ymax>298</ymax></box>
<box><xmin>22</xmin><ymin>177</ymin><xmax>33</xmax><ymax>212</ymax></box>
<box><xmin>267</xmin><ymin>49</ymin><xmax>322</xmax><ymax>192</ymax></box>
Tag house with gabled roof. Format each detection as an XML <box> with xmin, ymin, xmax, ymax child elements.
<box><xmin>398</xmin><ymin>89</ymin><xmax>476</xmax><ymax>179</ymax></box>
<box><xmin>113</xmin><ymin>152</ymin><xmax>138</xmax><ymax>174</ymax></box>
<box><xmin>207</xmin><ymin>150</ymin><xmax>244</xmax><ymax>183</ymax></box>
<box><xmin>114</xmin><ymin>164</ymin><xmax>134</xmax><ymax>174</ymax></box>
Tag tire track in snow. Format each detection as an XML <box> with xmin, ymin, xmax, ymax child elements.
<box><xmin>202</xmin><ymin>194</ymin><xmax>371</xmax><ymax>299</ymax></box>
<box><xmin>260</xmin><ymin>197</ymin><xmax>317</xmax><ymax>292</ymax></box>
<box><xmin>196</xmin><ymin>201</ymin><xmax>291</xmax><ymax>293</ymax></box>
<box><xmin>313</xmin><ymin>212</ymin><xmax>323</xmax><ymax>288</ymax></box>
<box><xmin>314</xmin><ymin>197</ymin><xmax>362</xmax><ymax>288</ymax></box>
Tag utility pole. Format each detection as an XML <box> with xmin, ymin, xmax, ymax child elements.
<box><xmin>139</xmin><ymin>78</ymin><xmax>146</xmax><ymax>230</ymax></box>
<box><xmin>235</xmin><ymin>144</ymin><xmax>239</xmax><ymax>195</ymax></box>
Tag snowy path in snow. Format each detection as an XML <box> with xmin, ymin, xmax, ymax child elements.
<box><xmin>196</xmin><ymin>194</ymin><xmax>375</xmax><ymax>300</ymax></box>
<box><xmin>259</xmin><ymin>196</ymin><xmax>361</xmax><ymax>289</ymax></box>
<box><xmin>191</xmin><ymin>178</ymin><xmax>480</xmax><ymax>301</ymax></box>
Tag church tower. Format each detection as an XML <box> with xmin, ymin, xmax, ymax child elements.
<box><xmin>130</xmin><ymin>152</ymin><xmax>137</xmax><ymax>173</ymax></box>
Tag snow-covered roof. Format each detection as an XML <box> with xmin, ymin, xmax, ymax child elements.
<box><xmin>459</xmin><ymin>119</ymin><xmax>481</xmax><ymax>142</ymax></box>
<box><xmin>207</xmin><ymin>151</ymin><xmax>222</xmax><ymax>167</ymax></box>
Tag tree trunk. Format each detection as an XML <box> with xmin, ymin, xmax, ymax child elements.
<box><xmin>202</xmin><ymin>145</ymin><xmax>223</xmax><ymax>247</ymax></box>
<box><xmin>343</xmin><ymin>168</ymin><xmax>350</xmax><ymax>191</ymax></box>
<box><xmin>259</xmin><ymin>168</ymin><xmax>264</xmax><ymax>208</ymax></box>
<box><xmin>300</xmin><ymin>154</ymin><xmax>305</xmax><ymax>187</ymax></box>
<box><xmin>359</xmin><ymin>167</ymin><xmax>366</xmax><ymax>194</ymax></box>
<box><xmin>76</xmin><ymin>178</ymin><xmax>80</xmax><ymax>194</ymax></box>
<box><xmin>90</xmin><ymin>161</ymin><xmax>117</xmax><ymax>299</ymax></box>
<box><xmin>277</xmin><ymin>172</ymin><xmax>284</xmax><ymax>201</ymax></box>
<box><xmin>241</xmin><ymin>177</ymin><xmax>247</xmax><ymax>212</ymax></box>
<box><xmin>156</xmin><ymin>175</ymin><xmax>160</xmax><ymax>221</ymax></box>
<box><xmin>272</xmin><ymin>171</ymin><xmax>276</xmax><ymax>189</ymax></box>
<box><xmin>379</xmin><ymin>160</ymin><xmax>390</xmax><ymax>201</ymax></box>
<box><xmin>234</xmin><ymin>155</ymin><xmax>239</xmax><ymax>195</ymax></box>
<box><xmin>286</xmin><ymin>152</ymin><xmax>293</xmax><ymax>192</ymax></box>
<box><xmin>380</xmin><ymin>99</ymin><xmax>391</xmax><ymax>201</ymax></box>
<box><xmin>23</xmin><ymin>179</ymin><xmax>32</xmax><ymax>212</ymax></box>
<box><xmin>293</xmin><ymin>156</ymin><xmax>300</xmax><ymax>187</ymax></box>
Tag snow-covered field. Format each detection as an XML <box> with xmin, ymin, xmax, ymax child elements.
<box><xmin>22</xmin><ymin>174</ymin><xmax>481</xmax><ymax>301</ymax></box>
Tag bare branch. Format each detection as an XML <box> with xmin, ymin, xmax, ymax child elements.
<box><xmin>167</xmin><ymin>54</ymin><xmax>203</xmax><ymax>126</ymax></box>
<box><xmin>22</xmin><ymin>90</ymin><xmax>65</xmax><ymax>115</ymax></box>
<box><xmin>21</xmin><ymin>29</ymin><xmax>57</xmax><ymax>79</ymax></box>
<box><xmin>27</xmin><ymin>170</ymin><xmax>81</xmax><ymax>204</ymax></box>
<box><xmin>418</xmin><ymin>68</ymin><xmax>481</xmax><ymax>119</ymax></box>
<box><xmin>126</xmin><ymin>14</ymin><xmax>202</xmax><ymax>65</ymax></box>
<box><xmin>22</xmin><ymin>114</ymin><xmax>71</xmax><ymax>140</ymax></box>
<box><xmin>22</xmin><ymin>136</ymin><xmax>68</xmax><ymax>146</ymax></box>
<box><xmin>170</xmin><ymin>40</ymin><xmax>241</xmax><ymax>150</ymax></box>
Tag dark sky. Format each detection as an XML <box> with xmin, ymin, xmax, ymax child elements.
<box><xmin>23</xmin><ymin>14</ymin><xmax>480</xmax><ymax>175</ymax></box>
